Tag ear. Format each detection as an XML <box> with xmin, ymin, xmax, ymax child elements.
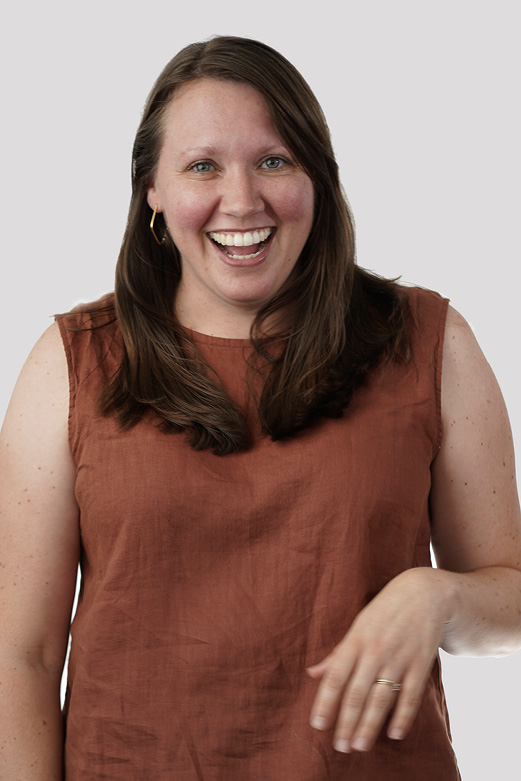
<box><xmin>146</xmin><ymin>185</ymin><xmax>161</xmax><ymax>213</ymax></box>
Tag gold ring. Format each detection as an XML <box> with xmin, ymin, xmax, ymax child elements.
<box><xmin>375</xmin><ymin>678</ymin><xmax>401</xmax><ymax>692</ymax></box>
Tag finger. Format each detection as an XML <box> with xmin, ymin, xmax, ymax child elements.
<box><xmin>306</xmin><ymin>657</ymin><xmax>330</xmax><ymax>678</ymax></box>
<box><xmin>345</xmin><ymin>679</ymin><xmax>400</xmax><ymax>753</ymax></box>
<box><xmin>330</xmin><ymin>668</ymin><xmax>394</xmax><ymax>753</ymax></box>
<box><xmin>386</xmin><ymin>670</ymin><xmax>427</xmax><ymax>741</ymax></box>
<box><xmin>309</xmin><ymin>650</ymin><xmax>357</xmax><ymax>731</ymax></box>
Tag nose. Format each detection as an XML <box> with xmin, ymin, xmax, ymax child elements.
<box><xmin>220</xmin><ymin>169</ymin><xmax>264</xmax><ymax>219</ymax></box>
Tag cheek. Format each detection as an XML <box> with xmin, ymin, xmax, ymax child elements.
<box><xmin>165</xmin><ymin>188</ymin><xmax>216</xmax><ymax>236</ymax></box>
<box><xmin>274</xmin><ymin>178</ymin><xmax>314</xmax><ymax>227</ymax></box>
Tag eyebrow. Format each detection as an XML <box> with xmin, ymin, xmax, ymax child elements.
<box><xmin>179</xmin><ymin>144</ymin><xmax>292</xmax><ymax>158</ymax></box>
<box><xmin>181</xmin><ymin>146</ymin><xmax>218</xmax><ymax>156</ymax></box>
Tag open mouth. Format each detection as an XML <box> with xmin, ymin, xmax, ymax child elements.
<box><xmin>208</xmin><ymin>227</ymin><xmax>274</xmax><ymax>260</ymax></box>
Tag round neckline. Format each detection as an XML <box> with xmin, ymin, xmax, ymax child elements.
<box><xmin>182</xmin><ymin>327</ymin><xmax>252</xmax><ymax>348</ymax></box>
<box><xmin>182</xmin><ymin>327</ymin><xmax>287</xmax><ymax>354</ymax></box>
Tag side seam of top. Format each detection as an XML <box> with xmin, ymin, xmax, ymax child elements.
<box><xmin>433</xmin><ymin>295</ymin><xmax>450</xmax><ymax>456</ymax></box>
<box><xmin>53</xmin><ymin>294</ymin><xmax>118</xmax><ymax>462</ymax></box>
<box><xmin>401</xmin><ymin>285</ymin><xmax>450</xmax><ymax>460</ymax></box>
<box><xmin>55</xmin><ymin>312</ymin><xmax>79</xmax><ymax>461</ymax></box>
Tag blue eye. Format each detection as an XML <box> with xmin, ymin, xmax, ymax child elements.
<box><xmin>262</xmin><ymin>157</ymin><xmax>284</xmax><ymax>169</ymax></box>
<box><xmin>191</xmin><ymin>161</ymin><xmax>213</xmax><ymax>173</ymax></box>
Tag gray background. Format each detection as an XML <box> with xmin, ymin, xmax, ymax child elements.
<box><xmin>1</xmin><ymin>1</ymin><xmax>520</xmax><ymax>777</ymax></box>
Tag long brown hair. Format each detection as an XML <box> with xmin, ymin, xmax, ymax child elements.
<box><xmin>99</xmin><ymin>36</ymin><xmax>409</xmax><ymax>455</ymax></box>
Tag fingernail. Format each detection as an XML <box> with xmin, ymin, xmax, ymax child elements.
<box><xmin>388</xmin><ymin>728</ymin><xmax>404</xmax><ymax>740</ymax></box>
<box><xmin>334</xmin><ymin>739</ymin><xmax>351</xmax><ymax>753</ymax></box>
<box><xmin>310</xmin><ymin>716</ymin><xmax>327</xmax><ymax>730</ymax></box>
<box><xmin>352</xmin><ymin>737</ymin><xmax>370</xmax><ymax>752</ymax></box>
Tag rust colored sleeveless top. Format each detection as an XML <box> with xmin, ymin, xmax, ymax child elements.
<box><xmin>57</xmin><ymin>286</ymin><xmax>460</xmax><ymax>780</ymax></box>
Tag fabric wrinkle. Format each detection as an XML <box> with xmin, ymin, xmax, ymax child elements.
<box><xmin>57</xmin><ymin>286</ymin><xmax>460</xmax><ymax>780</ymax></box>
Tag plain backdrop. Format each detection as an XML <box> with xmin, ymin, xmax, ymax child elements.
<box><xmin>1</xmin><ymin>1</ymin><xmax>520</xmax><ymax>778</ymax></box>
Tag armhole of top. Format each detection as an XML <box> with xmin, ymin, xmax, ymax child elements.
<box><xmin>55</xmin><ymin>314</ymin><xmax>77</xmax><ymax>458</ymax></box>
<box><xmin>433</xmin><ymin>296</ymin><xmax>450</xmax><ymax>456</ymax></box>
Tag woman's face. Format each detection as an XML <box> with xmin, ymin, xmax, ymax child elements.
<box><xmin>147</xmin><ymin>78</ymin><xmax>314</xmax><ymax>332</ymax></box>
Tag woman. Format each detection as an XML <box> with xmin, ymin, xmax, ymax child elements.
<box><xmin>1</xmin><ymin>36</ymin><xmax>520</xmax><ymax>780</ymax></box>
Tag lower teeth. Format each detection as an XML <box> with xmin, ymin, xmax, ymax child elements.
<box><xmin>216</xmin><ymin>237</ymin><xmax>268</xmax><ymax>260</ymax></box>
<box><xmin>224</xmin><ymin>247</ymin><xmax>264</xmax><ymax>260</ymax></box>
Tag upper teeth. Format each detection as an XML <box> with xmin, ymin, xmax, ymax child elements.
<box><xmin>209</xmin><ymin>228</ymin><xmax>272</xmax><ymax>247</ymax></box>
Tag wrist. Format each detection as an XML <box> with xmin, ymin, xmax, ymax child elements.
<box><xmin>397</xmin><ymin>566</ymin><xmax>459</xmax><ymax>627</ymax></box>
<box><xmin>418</xmin><ymin>567</ymin><xmax>463</xmax><ymax>649</ymax></box>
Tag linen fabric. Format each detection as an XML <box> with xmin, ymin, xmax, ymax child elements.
<box><xmin>56</xmin><ymin>285</ymin><xmax>460</xmax><ymax>779</ymax></box>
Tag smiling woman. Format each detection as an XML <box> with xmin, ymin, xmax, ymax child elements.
<box><xmin>1</xmin><ymin>35</ymin><xmax>520</xmax><ymax>781</ymax></box>
<box><xmin>102</xmin><ymin>38</ymin><xmax>407</xmax><ymax>454</ymax></box>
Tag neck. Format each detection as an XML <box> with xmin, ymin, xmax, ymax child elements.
<box><xmin>174</xmin><ymin>293</ymin><xmax>256</xmax><ymax>339</ymax></box>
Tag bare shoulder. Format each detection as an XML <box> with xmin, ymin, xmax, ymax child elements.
<box><xmin>1</xmin><ymin>321</ymin><xmax>72</xmax><ymax>455</ymax></box>
<box><xmin>6</xmin><ymin>320</ymin><xmax>69</xmax><ymax>408</ymax></box>
<box><xmin>440</xmin><ymin>305</ymin><xmax>513</xmax><ymax>459</ymax></box>
<box><xmin>430</xmin><ymin>305</ymin><xmax>521</xmax><ymax>573</ymax></box>
<box><xmin>442</xmin><ymin>305</ymin><xmax>496</xmax><ymax>385</ymax></box>
<box><xmin>0</xmin><ymin>323</ymin><xmax>79</xmax><ymax>671</ymax></box>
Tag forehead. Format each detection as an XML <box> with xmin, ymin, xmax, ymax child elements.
<box><xmin>171</xmin><ymin>77</ymin><xmax>267</xmax><ymax>109</ymax></box>
<box><xmin>161</xmin><ymin>78</ymin><xmax>284</xmax><ymax>153</ymax></box>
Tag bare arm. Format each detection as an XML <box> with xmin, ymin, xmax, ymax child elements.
<box><xmin>0</xmin><ymin>324</ymin><xmax>79</xmax><ymax>780</ymax></box>
<box><xmin>308</xmin><ymin>305</ymin><xmax>521</xmax><ymax>753</ymax></box>
<box><xmin>430</xmin><ymin>306</ymin><xmax>521</xmax><ymax>656</ymax></box>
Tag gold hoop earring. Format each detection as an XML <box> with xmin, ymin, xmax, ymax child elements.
<box><xmin>150</xmin><ymin>205</ymin><xmax>166</xmax><ymax>246</ymax></box>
